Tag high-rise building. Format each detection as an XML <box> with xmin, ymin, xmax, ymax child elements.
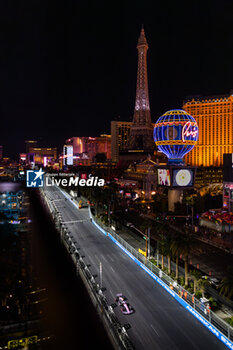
<box><xmin>0</xmin><ymin>189</ymin><xmax>23</xmax><ymax>219</ymax></box>
<box><xmin>65</xmin><ymin>135</ymin><xmax>111</xmax><ymax>165</ymax></box>
<box><xmin>28</xmin><ymin>147</ymin><xmax>57</xmax><ymax>166</ymax></box>
<box><xmin>128</xmin><ymin>26</ymin><xmax>154</xmax><ymax>152</ymax></box>
<box><xmin>111</xmin><ymin>121</ymin><xmax>132</xmax><ymax>162</ymax></box>
<box><xmin>183</xmin><ymin>92</ymin><xmax>233</xmax><ymax>166</ymax></box>
<box><xmin>111</xmin><ymin>121</ymin><xmax>156</xmax><ymax>163</ymax></box>
<box><xmin>66</xmin><ymin>137</ymin><xmax>84</xmax><ymax>154</ymax></box>
<box><xmin>96</xmin><ymin>135</ymin><xmax>111</xmax><ymax>158</ymax></box>
<box><xmin>25</xmin><ymin>140</ymin><xmax>37</xmax><ymax>153</ymax></box>
<box><xmin>63</xmin><ymin>145</ymin><xmax>73</xmax><ymax>166</ymax></box>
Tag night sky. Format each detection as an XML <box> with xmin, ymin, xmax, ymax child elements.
<box><xmin>1</xmin><ymin>0</ymin><xmax>233</xmax><ymax>159</ymax></box>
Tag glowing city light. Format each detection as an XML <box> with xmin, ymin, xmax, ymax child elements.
<box><xmin>182</xmin><ymin>122</ymin><xmax>198</xmax><ymax>142</ymax></box>
<box><xmin>153</xmin><ymin>109</ymin><xmax>199</xmax><ymax>164</ymax></box>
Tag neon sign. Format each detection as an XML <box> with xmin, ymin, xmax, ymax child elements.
<box><xmin>224</xmin><ymin>183</ymin><xmax>233</xmax><ymax>190</ymax></box>
<box><xmin>153</xmin><ymin>110</ymin><xmax>199</xmax><ymax>164</ymax></box>
<box><xmin>182</xmin><ymin>122</ymin><xmax>198</xmax><ymax>142</ymax></box>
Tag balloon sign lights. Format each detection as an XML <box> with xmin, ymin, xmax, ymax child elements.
<box><xmin>153</xmin><ymin>109</ymin><xmax>198</xmax><ymax>164</ymax></box>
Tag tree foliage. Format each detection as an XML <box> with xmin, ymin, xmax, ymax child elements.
<box><xmin>220</xmin><ymin>267</ymin><xmax>233</xmax><ymax>300</ymax></box>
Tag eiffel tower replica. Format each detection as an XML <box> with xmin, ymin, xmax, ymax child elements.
<box><xmin>120</xmin><ymin>26</ymin><xmax>155</xmax><ymax>162</ymax></box>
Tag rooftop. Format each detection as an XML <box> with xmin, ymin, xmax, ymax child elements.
<box><xmin>183</xmin><ymin>90</ymin><xmax>233</xmax><ymax>104</ymax></box>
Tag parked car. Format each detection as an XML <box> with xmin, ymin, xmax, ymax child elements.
<box><xmin>201</xmin><ymin>275</ymin><xmax>220</xmax><ymax>288</ymax></box>
<box><xmin>209</xmin><ymin>277</ymin><xmax>221</xmax><ymax>288</ymax></box>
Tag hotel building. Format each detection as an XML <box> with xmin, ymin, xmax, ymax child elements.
<box><xmin>183</xmin><ymin>91</ymin><xmax>233</xmax><ymax>166</ymax></box>
<box><xmin>111</xmin><ymin>121</ymin><xmax>156</xmax><ymax>163</ymax></box>
<box><xmin>111</xmin><ymin>121</ymin><xmax>132</xmax><ymax>162</ymax></box>
<box><xmin>65</xmin><ymin>135</ymin><xmax>111</xmax><ymax>165</ymax></box>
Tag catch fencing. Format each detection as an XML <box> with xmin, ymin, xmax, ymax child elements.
<box><xmin>90</xmin><ymin>214</ymin><xmax>233</xmax><ymax>348</ymax></box>
<box><xmin>41</xmin><ymin>186</ymin><xmax>233</xmax><ymax>349</ymax></box>
<box><xmin>40</xmin><ymin>188</ymin><xmax>135</xmax><ymax>350</ymax></box>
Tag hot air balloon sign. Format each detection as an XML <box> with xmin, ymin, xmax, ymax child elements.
<box><xmin>153</xmin><ymin>109</ymin><xmax>198</xmax><ymax>164</ymax></box>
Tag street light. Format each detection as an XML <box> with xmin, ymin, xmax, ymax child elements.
<box><xmin>157</xmin><ymin>240</ymin><xmax>159</xmax><ymax>266</ymax></box>
<box><xmin>130</xmin><ymin>224</ymin><xmax>149</xmax><ymax>257</ymax></box>
<box><xmin>191</xmin><ymin>195</ymin><xmax>194</xmax><ymax>231</ymax></box>
<box><xmin>100</xmin><ymin>262</ymin><xmax>102</xmax><ymax>289</ymax></box>
<box><xmin>147</xmin><ymin>227</ymin><xmax>151</xmax><ymax>259</ymax></box>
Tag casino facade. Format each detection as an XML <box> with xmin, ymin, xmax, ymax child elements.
<box><xmin>183</xmin><ymin>92</ymin><xmax>233</xmax><ymax>167</ymax></box>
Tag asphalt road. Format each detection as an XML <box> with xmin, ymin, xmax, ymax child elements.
<box><xmin>43</xmin><ymin>185</ymin><xmax>227</xmax><ymax>350</ymax></box>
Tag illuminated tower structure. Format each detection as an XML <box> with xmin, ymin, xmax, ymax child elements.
<box><xmin>128</xmin><ymin>26</ymin><xmax>154</xmax><ymax>153</ymax></box>
<box><xmin>154</xmin><ymin>109</ymin><xmax>199</xmax><ymax>211</ymax></box>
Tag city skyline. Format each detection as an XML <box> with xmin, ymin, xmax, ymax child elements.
<box><xmin>1</xmin><ymin>2</ymin><xmax>233</xmax><ymax>348</ymax></box>
<box><xmin>1</xmin><ymin>1</ymin><xmax>233</xmax><ymax>159</ymax></box>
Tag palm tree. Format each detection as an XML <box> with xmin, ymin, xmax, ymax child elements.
<box><xmin>220</xmin><ymin>267</ymin><xmax>233</xmax><ymax>299</ymax></box>
<box><xmin>189</xmin><ymin>269</ymin><xmax>202</xmax><ymax>293</ymax></box>
<box><xmin>158</xmin><ymin>234</ymin><xmax>166</xmax><ymax>270</ymax></box>
<box><xmin>170</xmin><ymin>234</ymin><xmax>182</xmax><ymax>280</ymax></box>
<box><xmin>197</xmin><ymin>278</ymin><xmax>209</xmax><ymax>298</ymax></box>
<box><xmin>171</xmin><ymin>233</ymin><xmax>196</xmax><ymax>286</ymax></box>
<box><xmin>159</xmin><ymin>234</ymin><xmax>172</xmax><ymax>273</ymax></box>
<box><xmin>167</xmin><ymin>240</ymin><xmax>172</xmax><ymax>275</ymax></box>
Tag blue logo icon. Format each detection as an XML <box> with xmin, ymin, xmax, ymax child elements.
<box><xmin>26</xmin><ymin>169</ymin><xmax>45</xmax><ymax>187</ymax></box>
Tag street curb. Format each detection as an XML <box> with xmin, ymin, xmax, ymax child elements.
<box><xmin>91</xmin><ymin>214</ymin><xmax>233</xmax><ymax>350</ymax></box>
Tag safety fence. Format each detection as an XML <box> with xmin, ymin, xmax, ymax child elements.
<box><xmin>41</xmin><ymin>186</ymin><xmax>233</xmax><ymax>350</ymax></box>
<box><xmin>40</xmin><ymin>188</ymin><xmax>135</xmax><ymax>350</ymax></box>
<box><xmin>114</xmin><ymin>220</ymin><xmax>233</xmax><ymax>310</ymax></box>
<box><xmin>90</xmin><ymin>214</ymin><xmax>233</xmax><ymax>349</ymax></box>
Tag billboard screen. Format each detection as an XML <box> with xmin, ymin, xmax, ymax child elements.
<box><xmin>172</xmin><ymin>169</ymin><xmax>194</xmax><ymax>187</ymax></box>
<box><xmin>158</xmin><ymin>169</ymin><xmax>171</xmax><ymax>186</ymax></box>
